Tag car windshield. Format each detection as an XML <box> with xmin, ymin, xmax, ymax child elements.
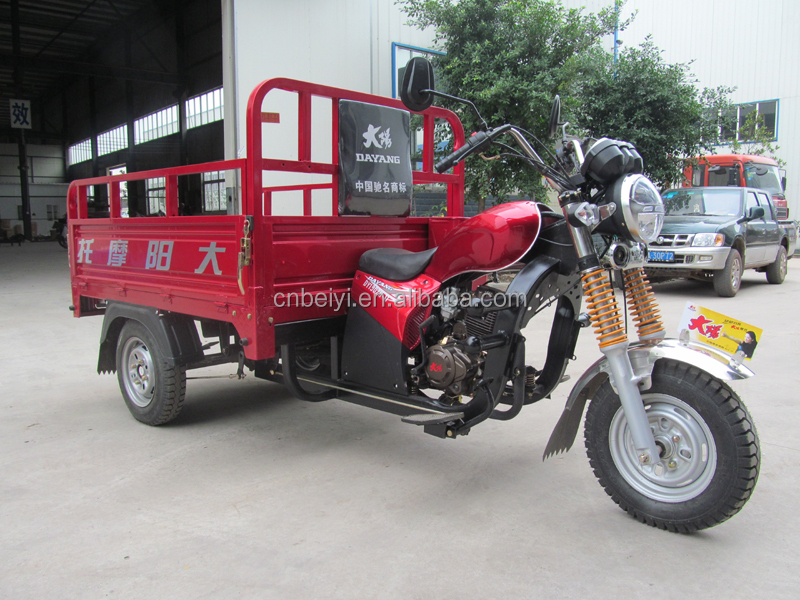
<box><xmin>662</xmin><ymin>189</ymin><xmax>742</xmax><ymax>216</ymax></box>
<box><xmin>744</xmin><ymin>163</ymin><xmax>783</xmax><ymax>194</ymax></box>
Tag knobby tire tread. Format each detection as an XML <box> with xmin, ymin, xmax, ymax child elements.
<box><xmin>584</xmin><ymin>358</ymin><xmax>760</xmax><ymax>533</ymax></box>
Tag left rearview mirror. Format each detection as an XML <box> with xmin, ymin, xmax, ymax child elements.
<box><xmin>400</xmin><ymin>57</ymin><xmax>435</xmax><ymax>112</ymax></box>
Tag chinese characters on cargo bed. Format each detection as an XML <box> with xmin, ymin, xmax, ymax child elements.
<box><xmin>74</xmin><ymin>238</ymin><xmax>229</xmax><ymax>276</ymax></box>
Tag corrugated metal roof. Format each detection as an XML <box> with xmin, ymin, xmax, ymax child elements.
<box><xmin>0</xmin><ymin>0</ymin><xmax>158</xmax><ymax>134</ymax></box>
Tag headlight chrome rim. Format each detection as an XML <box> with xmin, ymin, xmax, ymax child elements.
<box><xmin>619</xmin><ymin>174</ymin><xmax>665</xmax><ymax>244</ymax></box>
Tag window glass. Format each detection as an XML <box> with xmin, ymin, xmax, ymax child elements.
<box><xmin>721</xmin><ymin>100</ymin><xmax>779</xmax><ymax>142</ymax></box>
<box><xmin>146</xmin><ymin>177</ymin><xmax>166</xmax><ymax>216</ymax></box>
<box><xmin>759</xmin><ymin>100</ymin><xmax>777</xmax><ymax>137</ymax></box>
<box><xmin>662</xmin><ymin>189</ymin><xmax>742</xmax><ymax>216</ymax></box>
<box><xmin>68</xmin><ymin>139</ymin><xmax>92</xmax><ymax>165</ymax></box>
<box><xmin>745</xmin><ymin>191</ymin><xmax>759</xmax><ymax>214</ymax></box>
<box><xmin>186</xmin><ymin>88</ymin><xmax>223</xmax><ymax>129</ymax></box>
<box><xmin>692</xmin><ymin>164</ymin><xmax>706</xmax><ymax>186</ymax></box>
<box><xmin>97</xmin><ymin>125</ymin><xmax>128</xmax><ymax>156</ymax></box>
<box><xmin>707</xmin><ymin>166</ymin><xmax>737</xmax><ymax>187</ymax></box>
<box><xmin>202</xmin><ymin>171</ymin><xmax>226</xmax><ymax>213</ymax></box>
<box><xmin>135</xmin><ymin>105</ymin><xmax>179</xmax><ymax>144</ymax></box>
<box><xmin>757</xmin><ymin>193</ymin><xmax>774</xmax><ymax>219</ymax></box>
<box><xmin>743</xmin><ymin>163</ymin><xmax>782</xmax><ymax>195</ymax></box>
<box><xmin>738</xmin><ymin>103</ymin><xmax>757</xmax><ymax>140</ymax></box>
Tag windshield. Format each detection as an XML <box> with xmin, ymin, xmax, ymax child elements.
<box><xmin>662</xmin><ymin>189</ymin><xmax>742</xmax><ymax>217</ymax></box>
<box><xmin>744</xmin><ymin>163</ymin><xmax>783</xmax><ymax>194</ymax></box>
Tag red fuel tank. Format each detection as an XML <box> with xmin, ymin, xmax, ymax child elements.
<box><xmin>425</xmin><ymin>201</ymin><xmax>542</xmax><ymax>282</ymax></box>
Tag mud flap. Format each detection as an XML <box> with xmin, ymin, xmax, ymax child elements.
<box><xmin>542</xmin><ymin>338</ymin><xmax>755</xmax><ymax>461</ymax></box>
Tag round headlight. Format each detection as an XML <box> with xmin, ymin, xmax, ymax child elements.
<box><xmin>623</xmin><ymin>175</ymin><xmax>665</xmax><ymax>243</ymax></box>
<box><xmin>593</xmin><ymin>174</ymin><xmax>665</xmax><ymax>244</ymax></box>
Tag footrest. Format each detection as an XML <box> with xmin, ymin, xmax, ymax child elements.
<box><xmin>402</xmin><ymin>412</ymin><xmax>464</xmax><ymax>426</ymax></box>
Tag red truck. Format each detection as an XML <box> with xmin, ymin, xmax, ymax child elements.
<box><xmin>66</xmin><ymin>65</ymin><xmax>761</xmax><ymax>532</ymax></box>
<box><xmin>684</xmin><ymin>154</ymin><xmax>789</xmax><ymax>219</ymax></box>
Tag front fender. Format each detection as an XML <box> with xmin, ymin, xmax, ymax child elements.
<box><xmin>542</xmin><ymin>338</ymin><xmax>753</xmax><ymax>460</ymax></box>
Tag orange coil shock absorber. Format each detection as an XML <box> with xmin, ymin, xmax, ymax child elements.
<box><xmin>581</xmin><ymin>267</ymin><xmax>628</xmax><ymax>349</ymax></box>
<box><xmin>623</xmin><ymin>267</ymin><xmax>665</xmax><ymax>340</ymax></box>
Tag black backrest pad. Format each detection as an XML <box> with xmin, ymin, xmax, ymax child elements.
<box><xmin>338</xmin><ymin>100</ymin><xmax>414</xmax><ymax>216</ymax></box>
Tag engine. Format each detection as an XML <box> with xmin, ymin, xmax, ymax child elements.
<box><xmin>425</xmin><ymin>340</ymin><xmax>481</xmax><ymax>396</ymax></box>
<box><xmin>422</xmin><ymin>310</ymin><xmax>497</xmax><ymax>397</ymax></box>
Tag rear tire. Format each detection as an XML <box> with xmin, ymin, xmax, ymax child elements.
<box><xmin>116</xmin><ymin>321</ymin><xmax>186</xmax><ymax>425</ymax></box>
<box><xmin>584</xmin><ymin>359</ymin><xmax>759</xmax><ymax>532</ymax></box>
<box><xmin>766</xmin><ymin>246</ymin><xmax>787</xmax><ymax>284</ymax></box>
<box><xmin>713</xmin><ymin>248</ymin><xmax>742</xmax><ymax>297</ymax></box>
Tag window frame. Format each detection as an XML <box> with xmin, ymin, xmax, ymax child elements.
<box><xmin>145</xmin><ymin>177</ymin><xmax>167</xmax><ymax>216</ymax></box>
<box><xmin>202</xmin><ymin>170</ymin><xmax>227</xmax><ymax>214</ymax></box>
<box><xmin>721</xmin><ymin>99</ymin><xmax>780</xmax><ymax>144</ymax></box>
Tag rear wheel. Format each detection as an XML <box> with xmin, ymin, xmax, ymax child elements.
<box><xmin>584</xmin><ymin>359</ymin><xmax>759</xmax><ymax>532</ymax></box>
<box><xmin>713</xmin><ymin>248</ymin><xmax>742</xmax><ymax>297</ymax></box>
<box><xmin>766</xmin><ymin>246</ymin><xmax>787</xmax><ymax>284</ymax></box>
<box><xmin>116</xmin><ymin>321</ymin><xmax>186</xmax><ymax>425</ymax></box>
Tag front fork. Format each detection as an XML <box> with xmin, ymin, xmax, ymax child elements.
<box><xmin>564</xmin><ymin>205</ymin><xmax>666</xmax><ymax>467</ymax></box>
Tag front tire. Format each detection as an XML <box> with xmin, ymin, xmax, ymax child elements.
<box><xmin>766</xmin><ymin>245</ymin><xmax>787</xmax><ymax>284</ymax></box>
<box><xmin>584</xmin><ymin>359</ymin><xmax>759</xmax><ymax>532</ymax></box>
<box><xmin>713</xmin><ymin>248</ymin><xmax>742</xmax><ymax>297</ymax></box>
<box><xmin>116</xmin><ymin>321</ymin><xmax>186</xmax><ymax>425</ymax></box>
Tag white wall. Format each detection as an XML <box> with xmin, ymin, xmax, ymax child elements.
<box><xmin>0</xmin><ymin>183</ymin><xmax>69</xmax><ymax>237</ymax></box>
<box><xmin>565</xmin><ymin>0</ymin><xmax>800</xmax><ymax>219</ymax></box>
<box><xmin>0</xmin><ymin>143</ymin><xmax>65</xmax><ymax>185</ymax></box>
<box><xmin>0</xmin><ymin>143</ymin><xmax>67</xmax><ymax>237</ymax></box>
<box><xmin>226</xmin><ymin>0</ymin><xmax>437</xmax><ymax>214</ymax></box>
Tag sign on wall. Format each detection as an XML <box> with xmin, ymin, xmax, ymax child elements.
<box><xmin>338</xmin><ymin>100</ymin><xmax>413</xmax><ymax>216</ymax></box>
<box><xmin>10</xmin><ymin>99</ymin><xmax>32</xmax><ymax>129</ymax></box>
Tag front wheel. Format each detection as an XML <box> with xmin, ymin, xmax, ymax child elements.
<box><xmin>713</xmin><ymin>248</ymin><xmax>742</xmax><ymax>297</ymax></box>
<box><xmin>584</xmin><ymin>359</ymin><xmax>759</xmax><ymax>532</ymax></box>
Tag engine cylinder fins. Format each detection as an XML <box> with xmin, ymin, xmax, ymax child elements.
<box><xmin>465</xmin><ymin>308</ymin><xmax>497</xmax><ymax>338</ymax></box>
<box><xmin>581</xmin><ymin>268</ymin><xmax>628</xmax><ymax>348</ymax></box>
<box><xmin>623</xmin><ymin>267</ymin><xmax>665</xmax><ymax>340</ymax></box>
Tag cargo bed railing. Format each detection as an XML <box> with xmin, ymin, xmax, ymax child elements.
<box><xmin>245</xmin><ymin>77</ymin><xmax>466</xmax><ymax>217</ymax></box>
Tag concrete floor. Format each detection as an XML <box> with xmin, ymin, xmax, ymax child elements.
<box><xmin>1</xmin><ymin>241</ymin><xmax>799</xmax><ymax>599</ymax></box>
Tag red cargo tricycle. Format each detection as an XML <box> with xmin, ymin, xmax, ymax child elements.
<box><xmin>67</xmin><ymin>58</ymin><xmax>759</xmax><ymax>532</ymax></box>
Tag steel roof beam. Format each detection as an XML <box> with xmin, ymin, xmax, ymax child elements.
<box><xmin>0</xmin><ymin>52</ymin><xmax>179</xmax><ymax>84</ymax></box>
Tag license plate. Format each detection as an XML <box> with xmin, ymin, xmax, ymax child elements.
<box><xmin>648</xmin><ymin>250</ymin><xmax>675</xmax><ymax>263</ymax></box>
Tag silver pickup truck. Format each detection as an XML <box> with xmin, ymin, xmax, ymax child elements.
<box><xmin>644</xmin><ymin>186</ymin><xmax>797</xmax><ymax>297</ymax></box>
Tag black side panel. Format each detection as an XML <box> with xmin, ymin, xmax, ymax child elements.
<box><xmin>97</xmin><ymin>301</ymin><xmax>203</xmax><ymax>373</ymax></box>
<box><xmin>480</xmin><ymin>257</ymin><xmax>582</xmax><ymax>406</ymax></box>
<box><xmin>341</xmin><ymin>305</ymin><xmax>409</xmax><ymax>394</ymax></box>
<box><xmin>274</xmin><ymin>316</ymin><xmax>346</xmax><ymax>347</ymax></box>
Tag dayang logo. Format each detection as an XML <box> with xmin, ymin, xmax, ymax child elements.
<box><xmin>357</xmin><ymin>124</ymin><xmax>400</xmax><ymax>164</ymax></box>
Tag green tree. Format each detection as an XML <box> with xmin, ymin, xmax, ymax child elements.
<box><xmin>399</xmin><ymin>0</ymin><xmax>619</xmax><ymax>210</ymax></box>
<box><xmin>575</xmin><ymin>37</ymin><xmax>733</xmax><ymax>189</ymax></box>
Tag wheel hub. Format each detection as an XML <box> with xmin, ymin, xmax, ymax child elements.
<box><xmin>122</xmin><ymin>337</ymin><xmax>155</xmax><ymax>408</ymax></box>
<box><xmin>609</xmin><ymin>394</ymin><xmax>717</xmax><ymax>503</ymax></box>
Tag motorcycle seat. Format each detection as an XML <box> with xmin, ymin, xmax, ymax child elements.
<box><xmin>358</xmin><ymin>247</ymin><xmax>437</xmax><ymax>281</ymax></box>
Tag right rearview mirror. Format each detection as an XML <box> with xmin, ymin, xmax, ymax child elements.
<box><xmin>400</xmin><ymin>57</ymin><xmax>435</xmax><ymax>112</ymax></box>
<box><xmin>549</xmin><ymin>95</ymin><xmax>561</xmax><ymax>139</ymax></box>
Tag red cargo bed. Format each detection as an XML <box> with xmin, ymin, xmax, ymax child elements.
<box><xmin>68</xmin><ymin>78</ymin><xmax>467</xmax><ymax>361</ymax></box>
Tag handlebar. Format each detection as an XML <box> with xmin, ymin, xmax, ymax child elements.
<box><xmin>434</xmin><ymin>124</ymin><xmax>575</xmax><ymax>194</ymax></box>
<box><xmin>435</xmin><ymin>130</ymin><xmax>494</xmax><ymax>173</ymax></box>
